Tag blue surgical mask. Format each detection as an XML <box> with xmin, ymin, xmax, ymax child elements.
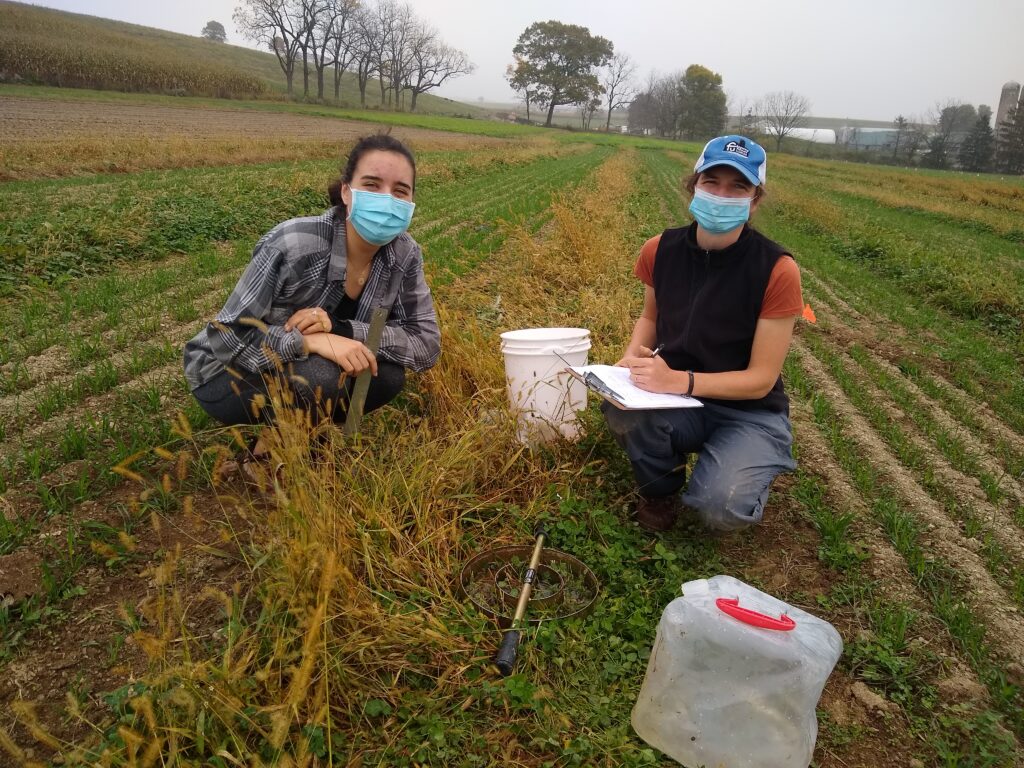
<box><xmin>347</xmin><ymin>188</ymin><xmax>416</xmax><ymax>246</ymax></box>
<box><xmin>688</xmin><ymin>188</ymin><xmax>751</xmax><ymax>234</ymax></box>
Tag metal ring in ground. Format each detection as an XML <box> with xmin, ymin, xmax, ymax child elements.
<box><xmin>460</xmin><ymin>545</ymin><xmax>600</xmax><ymax>627</ymax></box>
<box><xmin>495</xmin><ymin>562</ymin><xmax>566</xmax><ymax>609</ymax></box>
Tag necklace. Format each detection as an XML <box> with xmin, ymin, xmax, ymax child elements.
<box><xmin>351</xmin><ymin>263</ymin><xmax>370</xmax><ymax>287</ymax></box>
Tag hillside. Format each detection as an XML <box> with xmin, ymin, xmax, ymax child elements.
<box><xmin>0</xmin><ymin>0</ymin><xmax>488</xmax><ymax>116</ymax></box>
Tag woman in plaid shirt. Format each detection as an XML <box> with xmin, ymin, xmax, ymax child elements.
<box><xmin>184</xmin><ymin>134</ymin><xmax>440</xmax><ymax>452</ymax></box>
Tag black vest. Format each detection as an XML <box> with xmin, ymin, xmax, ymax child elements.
<box><xmin>652</xmin><ymin>222</ymin><xmax>790</xmax><ymax>413</ymax></box>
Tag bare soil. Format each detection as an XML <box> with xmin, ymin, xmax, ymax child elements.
<box><xmin>0</xmin><ymin>95</ymin><xmax>501</xmax><ymax>146</ymax></box>
<box><xmin>0</xmin><ymin>94</ymin><xmax>505</xmax><ymax>180</ymax></box>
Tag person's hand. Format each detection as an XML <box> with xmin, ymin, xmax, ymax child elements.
<box><xmin>285</xmin><ymin>307</ymin><xmax>332</xmax><ymax>335</ymax></box>
<box><xmin>305</xmin><ymin>333</ymin><xmax>378</xmax><ymax>376</ymax></box>
<box><xmin>617</xmin><ymin>345</ymin><xmax>656</xmax><ymax>366</ymax></box>
<box><xmin>624</xmin><ymin>355</ymin><xmax>676</xmax><ymax>393</ymax></box>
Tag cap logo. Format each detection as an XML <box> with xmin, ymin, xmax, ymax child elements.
<box><xmin>724</xmin><ymin>141</ymin><xmax>749</xmax><ymax>158</ymax></box>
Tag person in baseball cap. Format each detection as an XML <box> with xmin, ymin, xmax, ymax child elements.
<box><xmin>601</xmin><ymin>134</ymin><xmax>805</xmax><ymax>537</ymax></box>
<box><xmin>694</xmin><ymin>135</ymin><xmax>767</xmax><ymax>185</ymax></box>
<box><xmin>687</xmin><ymin>135</ymin><xmax>768</xmax><ymax>234</ymax></box>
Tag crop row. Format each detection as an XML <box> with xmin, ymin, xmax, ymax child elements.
<box><xmin>789</xmin><ymin>173</ymin><xmax>1023</xmax><ymax>244</ymax></box>
<box><xmin>0</xmin><ymin>147</ymin><xmax>610</xmax><ymax>438</ymax></box>
<box><xmin>642</xmin><ymin>145</ymin><xmax>1024</xmax><ymax>752</ymax></box>
<box><xmin>0</xmin><ymin>145</ymin><xmax>607</xmax><ymax>373</ymax></box>
<box><xmin>0</xmin><ymin>144</ymin><xmax>609</xmax><ymax>565</ymax></box>
<box><xmin>765</xmin><ymin>214</ymin><xmax>1024</xmax><ymax>436</ymax></box>
<box><xmin>0</xmin><ymin>144</ymin><xmax>586</xmax><ymax>298</ymax></box>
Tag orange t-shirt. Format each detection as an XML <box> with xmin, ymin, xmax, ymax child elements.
<box><xmin>634</xmin><ymin>234</ymin><xmax>803</xmax><ymax>318</ymax></box>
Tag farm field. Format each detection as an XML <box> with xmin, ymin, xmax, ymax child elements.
<box><xmin>1</xmin><ymin>91</ymin><xmax>1023</xmax><ymax>767</ymax></box>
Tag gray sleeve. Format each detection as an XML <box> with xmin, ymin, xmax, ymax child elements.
<box><xmin>348</xmin><ymin>247</ymin><xmax>440</xmax><ymax>372</ymax></box>
<box><xmin>204</xmin><ymin>240</ymin><xmax>308</xmax><ymax>374</ymax></box>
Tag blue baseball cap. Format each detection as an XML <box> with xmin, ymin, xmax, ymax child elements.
<box><xmin>694</xmin><ymin>135</ymin><xmax>767</xmax><ymax>186</ymax></box>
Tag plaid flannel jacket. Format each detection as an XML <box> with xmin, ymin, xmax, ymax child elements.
<box><xmin>183</xmin><ymin>208</ymin><xmax>440</xmax><ymax>390</ymax></box>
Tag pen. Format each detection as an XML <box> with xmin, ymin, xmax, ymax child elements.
<box><xmin>650</xmin><ymin>344</ymin><xmax>664</xmax><ymax>358</ymax></box>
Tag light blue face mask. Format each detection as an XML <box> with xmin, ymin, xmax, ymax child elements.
<box><xmin>688</xmin><ymin>188</ymin><xmax>751</xmax><ymax>234</ymax></box>
<box><xmin>347</xmin><ymin>188</ymin><xmax>416</xmax><ymax>246</ymax></box>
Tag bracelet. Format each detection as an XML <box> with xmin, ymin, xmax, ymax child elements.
<box><xmin>686</xmin><ymin>370</ymin><xmax>695</xmax><ymax>396</ymax></box>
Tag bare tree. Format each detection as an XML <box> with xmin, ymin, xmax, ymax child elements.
<box><xmin>756</xmin><ymin>91</ymin><xmax>811</xmax><ymax>151</ymax></box>
<box><xmin>405</xmin><ymin>29</ymin><xmax>473</xmax><ymax>111</ymax></box>
<box><xmin>732</xmin><ymin>97</ymin><xmax>761</xmax><ymax>138</ymax></box>
<box><xmin>901</xmin><ymin>114</ymin><xmax>928</xmax><ymax>164</ymax></box>
<box><xmin>326</xmin><ymin>0</ymin><xmax>360</xmax><ymax>100</ymax></box>
<box><xmin>392</xmin><ymin>7</ymin><xmax>421</xmax><ymax>108</ymax></box>
<box><xmin>234</xmin><ymin>0</ymin><xmax>304</xmax><ymax>95</ymax></box>
<box><xmin>370</xmin><ymin>0</ymin><xmax>401</xmax><ymax>106</ymax></box>
<box><xmin>601</xmin><ymin>52</ymin><xmax>636</xmax><ymax>132</ymax></box>
<box><xmin>293</xmin><ymin>0</ymin><xmax>323</xmax><ymax>98</ymax></box>
<box><xmin>626</xmin><ymin>70</ymin><xmax>659</xmax><ymax>135</ymax></box>
<box><xmin>651</xmin><ymin>71</ymin><xmax>683</xmax><ymax>138</ymax></box>
<box><xmin>307</xmin><ymin>0</ymin><xmax>338</xmax><ymax>101</ymax></box>
<box><xmin>578</xmin><ymin>93</ymin><xmax>602</xmax><ymax>130</ymax></box>
<box><xmin>349</xmin><ymin>7</ymin><xmax>380</xmax><ymax>106</ymax></box>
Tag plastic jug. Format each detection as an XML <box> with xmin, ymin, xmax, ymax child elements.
<box><xmin>632</xmin><ymin>575</ymin><xmax>843</xmax><ymax>768</ymax></box>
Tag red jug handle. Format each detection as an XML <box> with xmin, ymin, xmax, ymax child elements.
<box><xmin>716</xmin><ymin>597</ymin><xmax>796</xmax><ymax>631</ymax></box>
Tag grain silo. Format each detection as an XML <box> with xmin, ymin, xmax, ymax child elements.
<box><xmin>996</xmin><ymin>81</ymin><xmax>1021</xmax><ymax>129</ymax></box>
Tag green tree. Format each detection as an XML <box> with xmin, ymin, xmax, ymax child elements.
<box><xmin>995</xmin><ymin>105</ymin><xmax>1024</xmax><ymax>175</ymax></box>
<box><xmin>200</xmin><ymin>20</ymin><xmax>227</xmax><ymax>43</ymax></box>
<box><xmin>510</xmin><ymin>20</ymin><xmax>613</xmax><ymax>127</ymax></box>
<box><xmin>923</xmin><ymin>101</ymin><xmax>975</xmax><ymax>169</ymax></box>
<box><xmin>921</xmin><ymin>134</ymin><xmax>949</xmax><ymax>169</ymax></box>
<box><xmin>676</xmin><ymin>64</ymin><xmax>726</xmax><ymax>140</ymax></box>
<box><xmin>958</xmin><ymin>109</ymin><xmax>995</xmax><ymax>172</ymax></box>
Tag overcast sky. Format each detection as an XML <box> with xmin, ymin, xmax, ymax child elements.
<box><xmin>32</xmin><ymin>0</ymin><xmax>1024</xmax><ymax>121</ymax></box>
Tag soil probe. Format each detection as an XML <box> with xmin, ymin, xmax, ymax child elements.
<box><xmin>494</xmin><ymin>525</ymin><xmax>547</xmax><ymax>676</ymax></box>
<box><xmin>343</xmin><ymin>307</ymin><xmax>389</xmax><ymax>436</ymax></box>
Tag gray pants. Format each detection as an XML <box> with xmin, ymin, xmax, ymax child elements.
<box><xmin>191</xmin><ymin>355</ymin><xmax>406</xmax><ymax>427</ymax></box>
<box><xmin>602</xmin><ymin>400</ymin><xmax>796</xmax><ymax>532</ymax></box>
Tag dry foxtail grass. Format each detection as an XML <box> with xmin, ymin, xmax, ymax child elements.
<box><xmin>5</xmin><ymin>147</ymin><xmax>655</xmax><ymax>766</ymax></box>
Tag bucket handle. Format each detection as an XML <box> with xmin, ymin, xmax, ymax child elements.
<box><xmin>537</xmin><ymin>344</ymin><xmax>583</xmax><ymax>357</ymax></box>
<box><xmin>716</xmin><ymin>597</ymin><xmax>796</xmax><ymax>631</ymax></box>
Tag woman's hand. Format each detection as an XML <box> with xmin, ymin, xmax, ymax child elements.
<box><xmin>304</xmin><ymin>333</ymin><xmax>378</xmax><ymax>376</ymax></box>
<box><xmin>615</xmin><ymin>344</ymin><xmax>657</xmax><ymax>367</ymax></box>
<box><xmin>285</xmin><ymin>307</ymin><xmax>332</xmax><ymax>335</ymax></box>
<box><xmin>624</xmin><ymin>355</ymin><xmax>681</xmax><ymax>394</ymax></box>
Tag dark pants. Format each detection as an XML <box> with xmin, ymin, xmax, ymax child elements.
<box><xmin>191</xmin><ymin>356</ymin><xmax>406</xmax><ymax>427</ymax></box>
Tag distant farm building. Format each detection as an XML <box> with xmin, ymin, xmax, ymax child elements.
<box><xmin>996</xmin><ymin>81</ymin><xmax>1021</xmax><ymax>130</ymax></box>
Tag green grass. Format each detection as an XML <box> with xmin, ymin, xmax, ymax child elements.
<box><xmin>759</xmin><ymin>216</ymin><xmax>1024</xmax><ymax>436</ymax></box>
<box><xmin>0</xmin><ymin>145</ymin><xmax>615</xmax><ymax>299</ymax></box>
<box><xmin>787</xmin><ymin>355</ymin><xmax>1024</xmax><ymax>740</ymax></box>
<box><xmin>3</xmin><ymin>136</ymin><xmax>1024</xmax><ymax>765</ymax></box>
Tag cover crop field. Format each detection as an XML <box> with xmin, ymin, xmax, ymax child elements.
<box><xmin>1</xmin><ymin>90</ymin><xmax>1023</xmax><ymax>767</ymax></box>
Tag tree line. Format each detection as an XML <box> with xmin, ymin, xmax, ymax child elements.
<box><xmin>504</xmin><ymin>20</ymin><xmax>814</xmax><ymax>150</ymax></box>
<box><xmin>232</xmin><ymin>0</ymin><xmax>473</xmax><ymax>110</ymax></box>
<box><xmin>819</xmin><ymin>101</ymin><xmax>1024</xmax><ymax>175</ymax></box>
<box><xmin>505</xmin><ymin>20</ymin><xmax>732</xmax><ymax>137</ymax></box>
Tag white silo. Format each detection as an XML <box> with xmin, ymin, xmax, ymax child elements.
<box><xmin>996</xmin><ymin>81</ymin><xmax>1021</xmax><ymax>128</ymax></box>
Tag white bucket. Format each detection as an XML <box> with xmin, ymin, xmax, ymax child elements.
<box><xmin>500</xmin><ymin>327</ymin><xmax>592</xmax><ymax>445</ymax></box>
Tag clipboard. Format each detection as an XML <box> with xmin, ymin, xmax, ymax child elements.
<box><xmin>565</xmin><ymin>365</ymin><xmax>702</xmax><ymax>410</ymax></box>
